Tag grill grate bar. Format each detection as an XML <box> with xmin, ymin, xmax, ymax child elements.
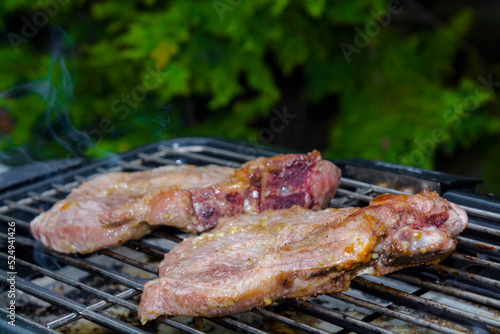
<box><xmin>290</xmin><ymin>299</ymin><xmax>396</xmax><ymax>334</ymax></box>
<box><xmin>121</xmin><ymin>162</ymin><xmax>149</xmax><ymax>171</ymax></box>
<box><xmin>2</xmin><ymin>195</ymin><xmax>47</xmax><ymax>212</ymax></box>
<box><xmin>105</xmin><ymin>156</ymin><xmax>149</xmax><ymax>172</ymax></box>
<box><xmin>27</xmin><ymin>191</ymin><xmax>60</xmax><ymax>204</ymax></box>
<box><xmin>137</xmin><ymin>152</ymin><xmax>178</xmax><ymax>165</ymax></box>
<box><xmin>0</xmin><ymin>308</ymin><xmax>60</xmax><ymax>334</ymax></box>
<box><xmin>458</xmin><ymin>204</ymin><xmax>500</xmax><ymax>222</ymax></box>
<box><xmin>450</xmin><ymin>252</ymin><xmax>500</xmax><ymax>271</ymax></box>
<box><xmin>4</xmin><ymin>185</ymin><xmax>77</xmax><ymax>211</ymax></box>
<box><xmin>1</xmin><ymin>234</ymin><xmax>214</xmax><ymax>334</ymax></box>
<box><xmin>46</xmin><ymin>288</ymin><xmax>209</xmax><ymax>334</ymax></box>
<box><xmin>173</xmin><ymin>145</ymin><xmax>257</xmax><ymax>161</ymax></box>
<box><xmin>153</xmin><ymin>316</ymin><xmax>209</xmax><ymax>334</ymax></box>
<box><xmin>151</xmin><ymin>229</ymin><xmax>184</xmax><ymax>243</ymax></box>
<box><xmin>0</xmin><ymin>252</ymin><xmax>140</xmax><ymax>314</ymax></box>
<box><xmin>429</xmin><ymin>263</ymin><xmax>500</xmax><ymax>290</ymax></box>
<box><xmin>96</xmin><ymin>166</ymin><xmax>124</xmax><ymax>174</ymax></box>
<box><xmin>3</xmin><ymin>199</ymin><xmax>44</xmax><ymax>215</ymax></box>
<box><xmin>335</xmin><ymin>188</ymin><xmax>373</xmax><ymax>202</ymax></box>
<box><xmin>391</xmin><ymin>271</ymin><xmax>500</xmax><ymax>310</ymax></box>
<box><xmin>4</xmin><ymin>188</ymin><xmax>65</xmax><ymax>211</ymax></box>
<box><xmin>253</xmin><ymin>309</ymin><xmax>331</xmax><ymax>334</ymax></box>
<box><xmin>0</xmin><ymin>270</ymin><xmax>148</xmax><ymax>334</ymax></box>
<box><xmin>353</xmin><ymin>277</ymin><xmax>500</xmax><ymax>328</ymax></box>
<box><xmin>329</xmin><ymin>196</ymin><xmax>356</xmax><ymax>207</ymax></box>
<box><xmin>464</xmin><ymin>222</ymin><xmax>500</xmax><ymax>237</ymax></box>
<box><xmin>159</xmin><ymin>145</ymin><xmax>243</xmax><ymax>168</ymax></box>
<box><xmin>73</xmin><ymin>175</ymin><xmax>88</xmax><ymax>183</ymax></box>
<box><xmin>51</xmin><ymin>181</ymin><xmax>79</xmax><ymax>194</ymax></box>
<box><xmin>118</xmin><ymin>156</ymin><xmax>154</xmax><ymax>171</ymax></box>
<box><xmin>340</xmin><ymin>177</ymin><xmax>409</xmax><ymax>195</ymax></box>
<box><xmin>457</xmin><ymin>236</ymin><xmax>500</xmax><ymax>254</ymax></box>
<box><xmin>47</xmin><ymin>254</ymin><xmax>144</xmax><ymax>291</ymax></box>
<box><xmin>46</xmin><ymin>288</ymin><xmax>139</xmax><ymax>329</ymax></box>
<box><xmin>0</xmin><ymin>233</ymin><xmax>144</xmax><ymax>290</ymax></box>
<box><xmin>124</xmin><ymin>239</ymin><xmax>172</xmax><ymax>258</ymax></box>
<box><xmin>0</xmin><ymin>213</ymin><xmax>30</xmax><ymax>229</ymax></box>
<box><xmin>209</xmin><ymin>316</ymin><xmax>272</xmax><ymax>334</ymax></box>
<box><xmin>98</xmin><ymin>249</ymin><xmax>159</xmax><ymax>274</ymax></box>
<box><xmin>329</xmin><ymin>292</ymin><xmax>468</xmax><ymax>334</ymax></box>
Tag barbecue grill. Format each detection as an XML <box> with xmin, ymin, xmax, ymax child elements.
<box><xmin>1</xmin><ymin>137</ymin><xmax>499</xmax><ymax>334</ymax></box>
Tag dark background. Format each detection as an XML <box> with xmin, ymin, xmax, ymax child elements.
<box><xmin>0</xmin><ymin>0</ymin><xmax>499</xmax><ymax>193</ymax></box>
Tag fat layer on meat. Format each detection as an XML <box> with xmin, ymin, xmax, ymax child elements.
<box><xmin>30</xmin><ymin>151</ymin><xmax>340</xmax><ymax>253</ymax></box>
<box><xmin>138</xmin><ymin>189</ymin><xmax>468</xmax><ymax>321</ymax></box>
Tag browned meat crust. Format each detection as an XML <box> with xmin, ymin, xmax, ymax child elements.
<box><xmin>30</xmin><ymin>151</ymin><xmax>340</xmax><ymax>253</ymax></box>
<box><xmin>138</xmin><ymin>189</ymin><xmax>467</xmax><ymax>322</ymax></box>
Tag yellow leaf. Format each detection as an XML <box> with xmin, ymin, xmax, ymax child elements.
<box><xmin>150</xmin><ymin>41</ymin><xmax>179</xmax><ymax>70</ymax></box>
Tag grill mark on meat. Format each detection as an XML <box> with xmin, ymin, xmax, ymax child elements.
<box><xmin>30</xmin><ymin>151</ymin><xmax>341</xmax><ymax>253</ymax></box>
<box><xmin>138</xmin><ymin>189</ymin><xmax>468</xmax><ymax>321</ymax></box>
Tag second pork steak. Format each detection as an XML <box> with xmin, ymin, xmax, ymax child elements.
<box><xmin>30</xmin><ymin>151</ymin><xmax>340</xmax><ymax>253</ymax></box>
<box><xmin>138</xmin><ymin>189</ymin><xmax>467</xmax><ymax>321</ymax></box>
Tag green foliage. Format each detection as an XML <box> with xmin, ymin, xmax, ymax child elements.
<box><xmin>326</xmin><ymin>11</ymin><xmax>497</xmax><ymax>168</ymax></box>
<box><xmin>0</xmin><ymin>0</ymin><xmax>499</xmax><ymax>189</ymax></box>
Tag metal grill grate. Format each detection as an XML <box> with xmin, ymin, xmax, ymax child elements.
<box><xmin>1</xmin><ymin>137</ymin><xmax>500</xmax><ymax>334</ymax></box>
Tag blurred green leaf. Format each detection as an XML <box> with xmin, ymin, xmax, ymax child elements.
<box><xmin>0</xmin><ymin>1</ymin><xmax>499</xmax><ymax>195</ymax></box>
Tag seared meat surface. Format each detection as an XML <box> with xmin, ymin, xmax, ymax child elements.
<box><xmin>30</xmin><ymin>151</ymin><xmax>340</xmax><ymax>253</ymax></box>
<box><xmin>138</xmin><ymin>189</ymin><xmax>467</xmax><ymax>321</ymax></box>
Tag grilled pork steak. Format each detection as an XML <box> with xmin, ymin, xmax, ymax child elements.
<box><xmin>138</xmin><ymin>189</ymin><xmax>467</xmax><ymax>321</ymax></box>
<box><xmin>30</xmin><ymin>151</ymin><xmax>340</xmax><ymax>253</ymax></box>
